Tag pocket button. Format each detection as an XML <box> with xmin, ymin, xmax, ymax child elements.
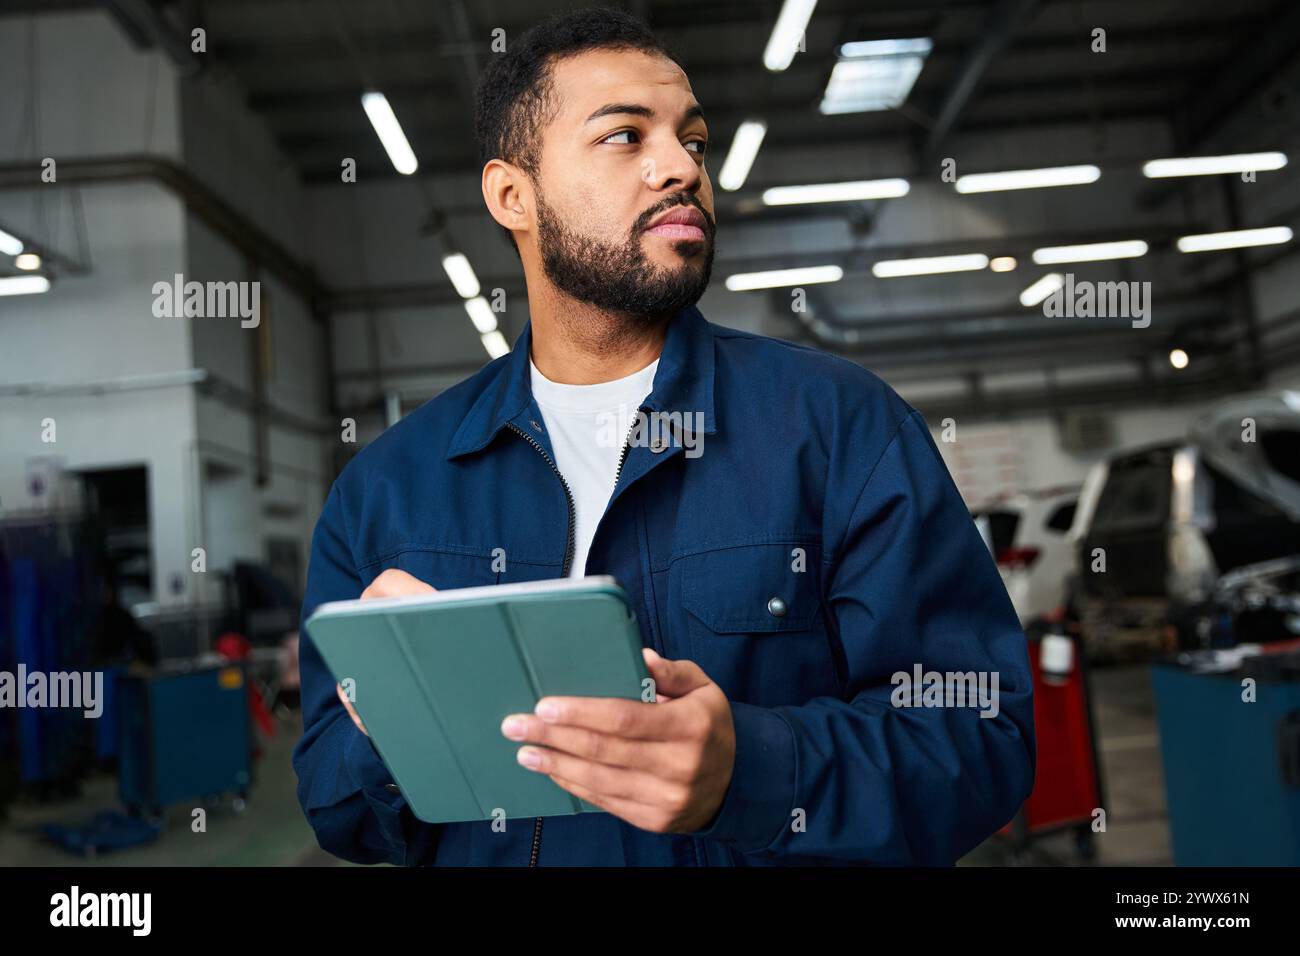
<box><xmin>766</xmin><ymin>596</ymin><xmax>787</xmax><ymax>618</ymax></box>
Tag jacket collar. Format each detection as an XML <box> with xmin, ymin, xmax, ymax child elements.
<box><xmin>446</xmin><ymin>303</ymin><xmax>717</xmax><ymax>460</ymax></box>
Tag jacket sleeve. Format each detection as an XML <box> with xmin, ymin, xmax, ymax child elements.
<box><xmin>690</xmin><ymin>409</ymin><xmax>1036</xmax><ymax>864</ymax></box>
<box><xmin>291</xmin><ymin>481</ymin><xmax>441</xmax><ymax>866</ymax></box>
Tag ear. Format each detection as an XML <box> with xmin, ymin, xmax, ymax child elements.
<box><xmin>481</xmin><ymin>158</ymin><xmax>532</xmax><ymax>240</ymax></box>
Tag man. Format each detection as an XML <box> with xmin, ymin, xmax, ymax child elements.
<box><xmin>293</xmin><ymin>7</ymin><xmax>1034</xmax><ymax>866</ymax></box>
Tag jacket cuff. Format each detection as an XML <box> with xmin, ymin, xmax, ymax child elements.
<box><xmin>343</xmin><ymin>724</ymin><xmax>411</xmax><ymax>853</ymax></box>
<box><xmin>690</xmin><ymin>701</ymin><xmax>798</xmax><ymax>852</ymax></box>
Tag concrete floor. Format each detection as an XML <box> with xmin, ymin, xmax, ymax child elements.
<box><xmin>0</xmin><ymin>712</ymin><xmax>346</xmax><ymax>866</ymax></box>
<box><xmin>1</xmin><ymin>664</ymin><xmax>1171</xmax><ymax>867</ymax></box>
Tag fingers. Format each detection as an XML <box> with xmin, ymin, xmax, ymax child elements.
<box><xmin>533</xmin><ymin>694</ymin><xmax>700</xmax><ymax>741</ymax></box>
<box><xmin>642</xmin><ymin>647</ymin><xmax>711</xmax><ymax>699</ymax></box>
<box><xmin>502</xmin><ymin>715</ymin><xmax>683</xmax><ymax>777</ymax></box>
<box><xmin>361</xmin><ymin>568</ymin><xmax>436</xmax><ymax>599</ymax></box>
<box><xmin>518</xmin><ymin>745</ymin><xmax>683</xmax><ymax>807</ymax></box>
<box><xmin>336</xmin><ymin>683</ymin><xmax>368</xmax><ymax>737</ymax></box>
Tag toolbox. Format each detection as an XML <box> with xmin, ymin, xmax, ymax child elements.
<box><xmin>1151</xmin><ymin>653</ymin><xmax>1300</xmax><ymax>865</ymax></box>
<box><xmin>118</xmin><ymin>661</ymin><xmax>253</xmax><ymax>815</ymax></box>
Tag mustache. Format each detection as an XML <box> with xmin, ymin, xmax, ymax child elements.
<box><xmin>635</xmin><ymin>196</ymin><xmax>716</xmax><ymax>236</ymax></box>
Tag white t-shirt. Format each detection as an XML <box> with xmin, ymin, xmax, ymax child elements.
<box><xmin>529</xmin><ymin>357</ymin><xmax>660</xmax><ymax>577</ymax></box>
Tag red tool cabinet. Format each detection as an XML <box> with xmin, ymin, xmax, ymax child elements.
<box><xmin>998</xmin><ymin>629</ymin><xmax>1105</xmax><ymax>860</ymax></box>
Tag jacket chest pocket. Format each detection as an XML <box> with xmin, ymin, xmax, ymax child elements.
<box><xmin>669</xmin><ymin>541</ymin><xmax>840</xmax><ymax>705</ymax></box>
<box><xmin>359</xmin><ymin>547</ymin><xmax>500</xmax><ymax>592</ymax></box>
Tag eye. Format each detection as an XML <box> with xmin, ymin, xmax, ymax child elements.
<box><xmin>601</xmin><ymin>129</ymin><xmax>639</xmax><ymax>145</ymax></box>
<box><xmin>685</xmin><ymin>139</ymin><xmax>708</xmax><ymax>157</ymax></box>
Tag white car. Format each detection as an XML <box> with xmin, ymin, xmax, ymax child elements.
<box><xmin>973</xmin><ymin>490</ymin><xmax>1079</xmax><ymax>624</ymax></box>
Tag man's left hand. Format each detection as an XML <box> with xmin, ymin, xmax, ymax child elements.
<box><xmin>501</xmin><ymin>647</ymin><xmax>735</xmax><ymax>833</ymax></box>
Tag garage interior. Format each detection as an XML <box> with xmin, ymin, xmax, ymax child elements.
<box><xmin>1</xmin><ymin>0</ymin><xmax>1298</xmax><ymax>867</ymax></box>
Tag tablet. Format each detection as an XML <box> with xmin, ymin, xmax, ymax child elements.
<box><xmin>305</xmin><ymin>576</ymin><xmax>651</xmax><ymax>824</ymax></box>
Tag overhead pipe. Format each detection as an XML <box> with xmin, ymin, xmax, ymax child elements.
<box><xmin>0</xmin><ymin>155</ymin><xmax>328</xmax><ymax>308</ymax></box>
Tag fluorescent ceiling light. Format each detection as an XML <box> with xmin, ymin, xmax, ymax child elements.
<box><xmin>361</xmin><ymin>92</ymin><xmax>419</xmax><ymax>175</ymax></box>
<box><xmin>989</xmin><ymin>256</ymin><xmax>1017</xmax><ymax>272</ymax></box>
<box><xmin>463</xmin><ymin>295</ymin><xmax>498</xmax><ymax>334</ymax></box>
<box><xmin>1142</xmin><ymin>152</ymin><xmax>1287</xmax><ymax>178</ymax></box>
<box><xmin>839</xmin><ymin>38</ymin><xmax>933</xmax><ymax>57</ymax></box>
<box><xmin>717</xmin><ymin>120</ymin><xmax>767</xmax><ymax>191</ymax></box>
<box><xmin>1019</xmin><ymin>273</ymin><xmax>1064</xmax><ymax>307</ymax></box>
<box><xmin>0</xmin><ymin>275</ymin><xmax>51</xmax><ymax>296</ymax></box>
<box><xmin>0</xmin><ymin>227</ymin><xmax>22</xmax><ymax>256</ymax></box>
<box><xmin>15</xmin><ymin>252</ymin><xmax>41</xmax><ymax>271</ymax></box>
<box><xmin>441</xmin><ymin>252</ymin><xmax>480</xmax><ymax>298</ymax></box>
<box><xmin>872</xmin><ymin>253</ymin><xmax>988</xmax><ymax>278</ymax></box>
<box><xmin>1175</xmin><ymin>226</ymin><xmax>1293</xmax><ymax>253</ymax></box>
<box><xmin>1032</xmin><ymin>240</ymin><xmax>1148</xmax><ymax>264</ymax></box>
<box><xmin>725</xmin><ymin>265</ymin><xmax>842</xmax><ymax>291</ymax></box>
<box><xmin>955</xmin><ymin>164</ymin><xmax>1101</xmax><ymax>194</ymax></box>
<box><xmin>763</xmin><ymin>0</ymin><xmax>818</xmax><ymax>72</ymax></box>
<box><xmin>762</xmin><ymin>178</ymin><xmax>909</xmax><ymax>205</ymax></box>
<box><xmin>481</xmin><ymin>330</ymin><xmax>510</xmax><ymax>359</ymax></box>
<box><xmin>819</xmin><ymin>36</ymin><xmax>931</xmax><ymax>114</ymax></box>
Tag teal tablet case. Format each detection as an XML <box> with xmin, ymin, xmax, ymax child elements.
<box><xmin>304</xmin><ymin>577</ymin><xmax>651</xmax><ymax>824</ymax></box>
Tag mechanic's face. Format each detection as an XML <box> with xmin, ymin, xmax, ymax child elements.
<box><xmin>533</xmin><ymin>48</ymin><xmax>716</xmax><ymax>319</ymax></box>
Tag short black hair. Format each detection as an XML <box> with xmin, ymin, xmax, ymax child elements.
<box><xmin>473</xmin><ymin>6</ymin><xmax>681</xmax><ymax>254</ymax></box>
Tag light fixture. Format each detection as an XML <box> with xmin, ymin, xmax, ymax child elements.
<box><xmin>955</xmin><ymin>164</ymin><xmax>1101</xmax><ymax>194</ymax></box>
<box><xmin>1019</xmin><ymin>273</ymin><xmax>1065</xmax><ymax>307</ymax></box>
<box><xmin>763</xmin><ymin>0</ymin><xmax>818</xmax><ymax>72</ymax></box>
<box><xmin>761</xmin><ymin>178</ymin><xmax>910</xmax><ymax>205</ymax></box>
<box><xmin>1175</xmin><ymin>226</ymin><xmax>1293</xmax><ymax>253</ymax></box>
<box><xmin>989</xmin><ymin>256</ymin><xmax>1017</xmax><ymax>272</ymax></box>
<box><xmin>463</xmin><ymin>295</ymin><xmax>498</xmax><ymax>334</ymax></box>
<box><xmin>0</xmin><ymin>227</ymin><xmax>22</xmax><ymax>256</ymax></box>
<box><xmin>872</xmin><ymin>253</ymin><xmax>988</xmax><ymax>278</ymax></box>
<box><xmin>717</xmin><ymin>120</ymin><xmax>767</xmax><ymax>191</ymax></box>
<box><xmin>441</xmin><ymin>252</ymin><xmax>481</xmax><ymax>298</ymax></box>
<box><xmin>1031</xmin><ymin>239</ymin><xmax>1148</xmax><ymax>264</ymax></box>
<box><xmin>819</xmin><ymin>37</ymin><xmax>932</xmax><ymax>114</ymax></box>
<box><xmin>725</xmin><ymin>265</ymin><xmax>843</xmax><ymax>291</ymax></box>
<box><xmin>14</xmin><ymin>252</ymin><xmax>41</xmax><ymax>271</ymax></box>
<box><xmin>361</xmin><ymin>92</ymin><xmax>419</xmax><ymax>175</ymax></box>
<box><xmin>481</xmin><ymin>330</ymin><xmax>510</xmax><ymax>359</ymax></box>
<box><xmin>0</xmin><ymin>275</ymin><xmax>51</xmax><ymax>296</ymax></box>
<box><xmin>1169</xmin><ymin>348</ymin><xmax>1189</xmax><ymax>370</ymax></box>
<box><xmin>1142</xmin><ymin>152</ymin><xmax>1287</xmax><ymax>178</ymax></box>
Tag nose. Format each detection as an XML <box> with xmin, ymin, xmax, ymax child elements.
<box><xmin>640</xmin><ymin>135</ymin><xmax>703</xmax><ymax>196</ymax></box>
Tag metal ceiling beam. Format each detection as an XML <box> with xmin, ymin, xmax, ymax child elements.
<box><xmin>922</xmin><ymin>0</ymin><xmax>1043</xmax><ymax>158</ymax></box>
<box><xmin>101</xmin><ymin>0</ymin><xmax>202</xmax><ymax>74</ymax></box>
<box><xmin>1177</xmin><ymin>0</ymin><xmax>1300</xmax><ymax>150</ymax></box>
<box><xmin>1140</xmin><ymin>0</ymin><xmax>1300</xmax><ymax>209</ymax></box>
<box><xmin>0</xmin><ymin>156</ymin><xmax>328</xmax><ymax>307</ymax></box>
<box><xmin>905</xmin><ymin>372</ymin><xmax>1239</xmax><ymax>423</ymax></box>
<box><xmin>215</xmin><ymin>14</ymin><xmax>1262</xmax><ymax>71</ymax></box>
<box><xmin>247</xmin><ymin>64</ymin><xmax>1188</xmax><ymax>116</ymax></box>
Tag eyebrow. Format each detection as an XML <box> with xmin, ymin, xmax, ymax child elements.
<box><xmin>583</xmin><ymin>102</ymin><xmax>707</xmax><ymax>126</ymax></box>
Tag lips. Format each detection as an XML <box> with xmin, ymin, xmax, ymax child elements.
<box><xmin>646</xmin><ymin>204</ymin><xmax>707</xmax><ymax>242</ymax></box>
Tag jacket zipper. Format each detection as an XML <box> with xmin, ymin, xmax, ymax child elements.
<box><xmin>506</xmin><ymin>409</ymin><xmax>642</xmax><ymax>867</ymax></box>
<box><xmin>612</xmin><ymin>405</ymin><xmax>645</xmax><ymax>493</ymax></box>
<box><xmin>505</xmin><ymin>421</ymin><xmax>575</xmax><ymax>867</ymax></box>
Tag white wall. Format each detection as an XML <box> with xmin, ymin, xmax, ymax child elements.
<box><xmin>0</xmin><ymin>12</ymin><xmax>197</xmax><ymax>606</ymax></box>
<box><xmin>179</xmin><ymin>70</ymin><xmax>332</xmax><ymax>598</ymax></box>
<box><xmin>930</xmin><ymin>402</ymin><xmax>1215</xmax><ymax>506</ymax></box>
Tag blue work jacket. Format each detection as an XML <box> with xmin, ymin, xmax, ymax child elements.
<box><xmin>293</xmin><ymin>304</ymin><xmax>1035</xmax><ymax>866</ymax></box>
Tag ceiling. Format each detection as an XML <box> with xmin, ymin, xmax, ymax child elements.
<box><xmin>8</xmin><ymin>0</ymin><xmax>1299</xmax><ymax>413</ymax></box>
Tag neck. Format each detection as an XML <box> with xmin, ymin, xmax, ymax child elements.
<box><xmin>526</xmin><ymin>282</ymin><xmax>668</xmax><ymax>385</ymax></box>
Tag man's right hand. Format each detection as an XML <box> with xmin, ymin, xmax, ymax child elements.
<box><xmin>335</xmin><ymin>568</ymin><xmax>437</xmax><ymax>737</ymax></box>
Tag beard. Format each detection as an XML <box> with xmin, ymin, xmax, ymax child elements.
<box><xmin>535</xmin><ymin>188</ymin><xmax>715</xmax><ymax>323</ymax></box>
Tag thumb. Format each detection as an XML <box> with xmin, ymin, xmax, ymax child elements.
<box><xmin>642</xmin><ymin>647</ymin><xmax>710</xmax><ymax>698</ymax></box>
